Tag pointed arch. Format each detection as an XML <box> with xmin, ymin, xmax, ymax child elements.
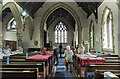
<box><xmin>40</xmin><ymin>2</ymin><xmax>82</xmax><ymax>48</ymax></box>
<box><xmin>25</xmin><ymin>16</ymin><xmax>34</xmax><ymax>40</ymax></box>
<box><xmin>101</xmin><ymin>6</ymin><xmax>114</xmax><ymax>52</ymax></box>
<box><xmin>2</xmin><ymin>2</ymin><xmax>23</xmax><ymax>35</ymax></box>
<box><xmin>89</xmin><ymin>20</ymin><xmax>94</xmax><ymax>50</ymax></box>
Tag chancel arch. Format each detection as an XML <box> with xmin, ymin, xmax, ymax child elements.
<box><xmin>40</xmin><ymin>2</ymin><xmax>82</xmax><ymax>48</ymax></box>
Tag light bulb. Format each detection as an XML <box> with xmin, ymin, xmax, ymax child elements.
<box><xmin>22</xmin><ymin>11</ymin><xmax>27</xmax><ymax>16</ymax></box>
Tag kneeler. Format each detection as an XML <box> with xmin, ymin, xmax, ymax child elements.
<box><xmin>87</xmin><ymin>72</ymin><xmax>95</xmax><ymax>79</ymax></box>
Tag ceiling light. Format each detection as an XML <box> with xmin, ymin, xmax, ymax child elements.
<box><xmin>22</xmin><ymin>11</ymin><xmax>27</xmax><ymax>17</ymax></box>
<box><xmin>0</xmin><ymin>34</ymin><xmax>2</xmax><ymax>37</ymax></box>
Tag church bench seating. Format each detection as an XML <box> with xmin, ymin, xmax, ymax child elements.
<box><xmin>73</xmin><ymin>53</ymin><xmax>120</xmax><ymax>78</ymax></box>
<box><xmin>1</xmin><ymin>52</ymin><xmax>55</xmax><ymax>79</ymax></box>
<box><xmin>95</xmin><ymin>70</ymin><xmax>120</xmax><ymax>78</ymax></box>
<box><xmin>1</xmin><ymin>62</ymin><xmax>45</xmax><ymax>78</ymax></box>
<box><xmin>1</xmin><ymin>70</ymin><xmax>38</xmax><ymax>79</ymax></box>
<box><xmin>85</xmin><ymin>64</ymin><xmax>120</xmax><ymax>78</ymax></box>
<box><xmin>2</xmin><ymin>56</ymin><xmax>55</xmax><ymax>76</ymax></box>
<box><xmin>104</xmin><ymin>60</ymin><xmax>120</xmax><ymax>63</ymax></box>
<box><xmin>86</xmin><ymin>63</ymin><xmax>120</xmax><ymax>65</ymax></box>
<box><xmin>103</xmin><ymin>57</ymin><xmax>120</xmax><ymax>59</ymax></box>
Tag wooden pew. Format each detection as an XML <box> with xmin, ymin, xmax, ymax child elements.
<box><xmin>95</xmin><ymin>70</ymin><xmax>120</xmax><ymax>78</ymax></box>
<box><xmin>103</xmin><ymin>57</ymin><xmax>120</xmax><ymax>59</ymax></box>
<box><xmin>1</xmin><ymin>52</ymin><xmax>55</xmax><ymax>79</ymax></box>
<box><xmin>1</xmin><ymin>62</ymin><xmax>45</xmax><ymax>78</ymax></box>
<box><xmin>104</xmin><ymin>60</ymin><xmax>120</xmax><ymax>63</ymax></box>
<box><xmin>0</xmin><ymin>68</ymin><xmax>38</xmax><ymax>79</ymax></box>
<box><xmin>86</xmin><ymin>65</ymin><xmax>120</xmax><ymax>71</ymax></box>
<box><xmin>85</xmin><ymin>64</ymin><xmax>120</xmax><ymax>78</ymax></box>
<box><xmin>1</xmin><ymin>70</ymin><xmax>37</xmax><ymax>79</ymax></box>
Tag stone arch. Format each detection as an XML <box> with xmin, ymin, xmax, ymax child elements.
<box><xmin>40</xmin><ymin>2</ymin><xmax>82</xmax><ymax>48</ymax></box>
<box><xmin>2</xmin><ymin>2</ymin><xmax>23</xmax><ymax>35</ymax></box>
<box><xmin>89</xmin><ymin>20</ymin><xmax>94</xmax><ymax>50</ymax></box>
<box><xmin>25</xmin><ymin>16</ymin><xmax>34</xmax><ymax>40</ymax></box>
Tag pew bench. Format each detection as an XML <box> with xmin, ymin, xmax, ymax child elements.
<box><xmin>85</xmin><ymin>64</ymin><xmax>120</xmax><ymax>78</ymax></box>
<box><xmin>1</xmin><ymin>70</ymin><xmax>38</xmax><ymax>79</ymax></box>
<box><xmin>95</xmin><ymin>70</ymin><xmax>120</xmax><ymax>79</ymax></box>
<box><xmin>1</xmin><ymin>62</ymin><xmax>45</xmax><ymax>79</ymax></box>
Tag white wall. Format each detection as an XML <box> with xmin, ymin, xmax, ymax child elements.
<box><xmin>98</xmin><ymin>0</ymin><xmax>118</xmax><ymax>55</ymax></box>
<box><xmin>3</xmin><ymin>31</ymin><xmax>17</xmax><ymax>41</ymax></box>
<box><xmin>2</xmin><ymin>13</ymin><xmax>17</xmax><ymax>41</ymax></box>
<box><xmin>86</xmin><ymin>0</ymin><xmax>118</xmax><ymax>56</ymax></box>
<box><xmin>118</xmin><ymin>4</ymin><xmax>120</xmax><ymax>57</ymax></box>
<box><xmin>22</xmin><ymin>17</ymin><xmax>39</xmax><ymax>48</ymax></box>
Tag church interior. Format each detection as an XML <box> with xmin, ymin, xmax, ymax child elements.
<box><xmin>0</xmin><ymin>0</ymin><xmax>120</xmax><ymax>79</ymax></box>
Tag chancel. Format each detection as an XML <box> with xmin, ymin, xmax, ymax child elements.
<box><xmin>0</xmin><ymin>0</ymin><xmax>120</xmax><ymax>79</ymax></box>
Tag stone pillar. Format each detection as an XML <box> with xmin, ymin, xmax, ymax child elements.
<box><xmin>117</xmin><ymin>2</ymin><xmax>120</xmax><ymax>57</ymax></box>
<box><xmin>16</xmin><ymin>32</ymin><xmax>22</xmax><ymax>49</ymax></box>
<box><xmin>0</xmin><ymin>3</ymin><xmax>2</xmax><ymax>51</ymax></box>
<box><xmin>118</xmin><ymin>9</ymin><xmax>120</xmax><ymax>57</ymax></box>
<box><xmin>78</xmin><ymin>25</ymin><xmax>82</xmax><ymax>44</ymax></box>
<box><xmin>40</xmin><ymin>29</ymin><xmax>44</xmax><ymax>48</ymax></box>
<box><xmin>0</xmin><ymin>3</ymin><xmax>2</xmax><ymax>79</ymax></box>
<box><xmin>46</xmin><ymin>31</ymin><xmax>49</xmax><ymax>43</ymax></box>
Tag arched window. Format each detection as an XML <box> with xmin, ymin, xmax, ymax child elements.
<box><xmin>7</xmin><ymin>18</ymin><xmax>17</xmax><ymax>31</ymax></box>
<box><xmin>55</xmin><ymin>22</ymin><xmax>67</xmax><ymax>43</ymax></box>
<box><xmin>102</xmin><ymin>7</ymin><xmax>113</xmax><ymax>50</ymax></box>
<box><xmin>89</xmin><ymin>21</ymin><xmax>94</xmax><ymax>50</ymax></box>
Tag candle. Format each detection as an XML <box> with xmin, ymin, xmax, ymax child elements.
<box><xmin>7</xmin><ymin>57</ymin><xmax>9</xmax><ymax>64</ymax></box>
<box><xmin>96</xmin><ymin>51</ymin><xmax>98</xmax><ymax>56</ymax></box>
<box><xmin>26</xmin><ymin>53</ymin><xmax>28</xmax><ymax>58</ymax></box>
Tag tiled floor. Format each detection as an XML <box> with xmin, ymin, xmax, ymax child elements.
<box><xmin>54</xmin><ymin>57</ymin><xmax>73</xmax><ymax>79</ymax></box>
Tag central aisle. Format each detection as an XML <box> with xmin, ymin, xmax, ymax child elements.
<box><xmin>54</xmin><ymin>58</ymin><xmax>73</xmax><ymax>79</ymax></box>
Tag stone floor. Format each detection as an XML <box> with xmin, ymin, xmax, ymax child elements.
<box><xmin>54</xmin><ymin>57</ymin><xmax>73</xmax><ymax>79</ymax></box>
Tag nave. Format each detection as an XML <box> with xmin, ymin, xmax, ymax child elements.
<box><xmin>1</xmin><ymin>0</ymin><xmax>120</xmax><ymax>79</ymax></box>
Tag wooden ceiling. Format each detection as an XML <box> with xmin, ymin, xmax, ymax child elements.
<box><xmin>76</xmin><ymin>2</ymin><xmax>102</xmax><ymax>18</ymax></box>
<box><xmin>46</xmin><ymin>8</ymin><xmax>75</xmax><ymax>30</ymax></box>
<box><xmin>16</xmin><ymin>2</ymin><xmax>45</xmax><ymax>18</ymax></box>
<box><xmin>2</xmin><ymin>1</ymin><xmax>103</xmax><ymax>19</ymax></box>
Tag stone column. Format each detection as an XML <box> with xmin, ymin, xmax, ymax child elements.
<box><xmin>16</xmin><ymin>32</ymin><xmax>23</xmax><ymax>49</ymax></box>
<box><xmin>118</xmin><ymin>9</ymin><xmax>120</xmax><ymax>57</ymax></box>
<box><xmin>78</xmin><ymin>24</ymin><xmax>82</xmax><ymax>44</ymax></box>
<box><xmin>40</xmin><ymin>29</ymin><xmax>44</xmax><ymax>48</ymax></box>
<box><xmin>0</xmin><ymin>3</ymin><xmax>2</xmax><ymax>50</ymax></box>
<box><xmin>117</xmin><ymin>2</ymin><xmax>120</xmax><ymax>57</ymax></box>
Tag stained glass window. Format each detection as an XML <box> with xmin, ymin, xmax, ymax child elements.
<box><xmin>7</xmin><ymin>18</ymin><xmax>17</xmax><ymax>31</ymax></box>
<box><xmin>55</xmin><ymin>22</ymin><xmax>67</xmax><ymax>43</ymax></box>
<box><xmin>102</xmin><ymin>8</ymin><xmax>113</xmax><ymax>50</ymax></box>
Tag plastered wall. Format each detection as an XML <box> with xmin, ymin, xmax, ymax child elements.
<box><xmin>86</xmin><ymin>0</ymin><xmax>118</xmax><ymax>55</ymax></box>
